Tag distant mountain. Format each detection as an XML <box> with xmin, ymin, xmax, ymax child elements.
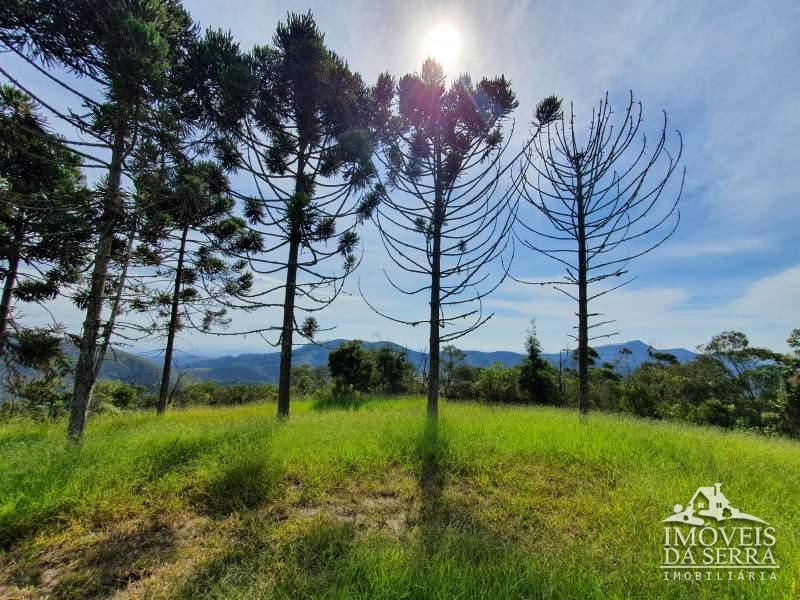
<box><xmin>61</xmin><ymin>344</ymin><xmax>165</xmax><ymax>389</ymax></box>
<box><xmin>1</xmin><ymin>343</ymin><xmax>164</xmax><ymax>401</ymax></box>
<box><xmin>3</xmin><ymin>338</ymin><xmax>697</xmax><ymax>392</ymax></box>
<box><xmin>542</xmin><ymin>340</ymin><xmax>697</xmax><ymax>373</ymax></box>
<box><xmin>161</xmin><ymin>338</ymin><xmax>697</xmax><ymax>385</ymax></box>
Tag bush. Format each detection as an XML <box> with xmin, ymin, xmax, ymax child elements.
<box><xmin>328</xmin><ymin>340</ymin><xmax>373</xmax><ymax>398</ymax></box>
<box><xmin>372</xmin><ymin>346</ymin><xmax>415</xmax><ymax>393</ymax></box>
<box><xmin>327</xmin><ymin>341</ymin><xmax>417</xmax><ymax>398</ymax></box>
<box><xmin>444</xmin><ymin>363</ymin><xmax>480</xmax><ymax>400</ymax></box>
<box><xmin>475</xmin><ymin>363</ymin><xmax>522</xmax><ymax>404</ymax></box>
<box><xmin>92</xmin><ymin>380</ymin><xmax>152</xmax><ymax>411</ymax></box>
<box><xmin>291</xmin><ymin>364</ymin><xmax>330</xmax><ymax>396</ymax></box>
<box><xmin>173</xmin><ymin>382</ymin><xmax>276</xmax><ymax>407</ymax></box>
<box><xmin>692</xmin><ymin>398</ymin><xmax>734</xmax><ymax>428</ymax></box>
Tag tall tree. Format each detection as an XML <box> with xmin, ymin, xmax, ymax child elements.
<box><xmin>0</xmin><ymin>85</ymin><xmax>90</xmax><ymax>355</ymax></box>
<box><xmin>133</xmin><ymin>159</ymin><xmax>259</xmax><ymax>413</ymax></box>
<box><xmin>782</xmin><ymin>328</ymin><xmax>800</xmax><ymax>435</ymax></box>
<box><xmin>0</xmin><ymin>0</ymin><xmax>197</xmax><ymax>440</ymax></box>
<box><xmin>203</xmin><ymin>13</ymin><xmax>375</xmax><ymax>418</ymax></box>
<box><xmin>698</xmin><ymin>331</ymin><xmax>776</xmax><ymax>404</ymax></box>
<box><xmin>516</xmin><ymin>92</ymin><xmax>684</xmax><ymax>416</ymax></box>
<box><xmin>362</xmin><ymin>59</ymin><xmax>559</xmax><ymax>419</ymax></box>
<box><xmin>519</xmin><ymin>320</ymin><xmax>554</xmax><ymax>404</ymax></box>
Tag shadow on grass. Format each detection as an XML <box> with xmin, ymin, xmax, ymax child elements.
<box><xmin>168</xmin><ymin>416</ymin><xmax>553</xmax><ymax>598</ymax></box>
<box><xmin>6</xmin><ymin>518</ymin><xmax>178</xmax><ymax>600</ymax></box>
<box><xmin>417</xmin><ymin>417</ymin><xmax>447</xmax><ymax>557</ymax></box>
<box><xmin>187</xmin><ymin>439</ymin><xmax>285</xmax><ymax>517</ymax></box>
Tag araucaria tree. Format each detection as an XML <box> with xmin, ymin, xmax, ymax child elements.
<box><xmin>207</xmin><ymin>13</ymin><xmax>375</xmax><ymax>418</ymax></box>
<box><xmin>362</xmin><ymin>59</ymin><xmax>558</xmax><ymax>419</ymax></box>
<box><xmin>0</xmin><ymin>86</ymin><xmax>90</xmax><ymax>356</ymax></box>
<box><xmin>0</xmin><ymin>0</ymin><xmax>197</xmax><ymax>440</ymax></box>
<box><xmin>516</xmin><ymin>92</ymin><xmax>684</xmax><ymax>415</ymax></box>
<box><xmin>519</xmin><ymin>320</ymin><xmax>554</xmax><ymax>404</ymax></box>
<box><xmin>134</xmin><ymin>160</ymin><xmax>258</xmax><ymax>414</ymax></box>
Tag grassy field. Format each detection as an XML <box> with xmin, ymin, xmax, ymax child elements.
<box><xmin>0</xmin><ymin>397</ymin><xmax>798</xmax><ymax>599</ymax></box>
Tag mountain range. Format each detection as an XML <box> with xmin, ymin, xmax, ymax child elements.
<box><xmin>114</xmin><ymin>338</ymin><xmax>697</xmax><ymax>387</ymax></box>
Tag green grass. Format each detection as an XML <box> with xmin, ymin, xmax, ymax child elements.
<box><xmin>0</xmin><ymin>397</ymin><xmax>798</xmax><ymax>599</ymax></box>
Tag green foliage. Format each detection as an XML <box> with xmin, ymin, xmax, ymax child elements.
<box><xmin>0</xmin><ymin>86</ymin><xmax>90</xmax><ymax>325</ymax></box>
<box><xmin>135</xmin><ymin>159</ymin><xmax>256</xmax><ymax>337</ymax></box>
<box><xmin>372</xmin><ymin>346</ymin><xmax>415</xmax><ymax>394</ymax></box>
<box><xmin>779</xmin><ymin>328</ymin><xmax>800</xmax><ymax>435</ymax></box>
<box><xmin>172</xmin><ymin>382</ymin><xmax>276</xmax><ymax>407</ymax></box>
<box><xmin>518</xmin><ymin>321</ymin><xmax>556</xmax><ymax>404</ymax></box>
<box><xmin>291</xmin><ymin>364</ymin><xmax>330</xmax><ymax>396</ymax></box>
<box><xmin>327</xmin><ymin>341</ymin><xmax>417</xmax><ymax>400</ymax></box>
<box><xmin>92</xmin><ymin>380</ymin><xmax>151</xmax><ymax>410</ymax></box>
<box><xmin>3</xmin><ymin>328</ymin><xmax>70</xmax><ymax>419</ymax></box>
<box><xmin>328</xmin><ymin>340</ymin><xmax>373</xmax><ymax>398</ymax></box>
<box><xmin>476</xmin><ymin>363</ymin><xmax>522</xmax><ymax>404</ymax></box>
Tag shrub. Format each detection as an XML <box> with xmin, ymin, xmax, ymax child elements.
<box><xmin>173</xmin><ymin>382</ymin><xmax>276</xmax><ymax>407</ymax></box>
<box><xmin>372</xmin><ymin>346</ymin><xmax>415</xmax><ymax>393</ymax></box>
<box><xmin>475</xmin><ymin>363</ymin><xmax>522</xmax><ymax>404</ymax></box>
<box><xmin>92</xmin><ymin>380</ymin><xmax>152</xmax><ymax>410</ymax></box>
<box><xmin>291</xmin><ymin>364</ymin><xmax>330</xmax><ymax>396</ymax></box>
<box><xmin>692</xmin><ymin>398</ymin><xmax>734</xmax><ymax>428</ymax></box>
<box><xmin>328</xmin><ymin>340</ymin><xmax>373</xmax><ymax>398</ymax></box>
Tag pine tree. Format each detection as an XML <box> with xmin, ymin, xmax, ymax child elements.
<box><xmin>0</xmin><ymin>0</ymin><xmax>198</xmax><ymax>440</ymax></box>
<box><xmin>361</xmin><ymin>60</ymin><xmax>557</xmax><ymax>419</ymax></box>
<box><xmin>134</xmin><ymin>158</ymin><xmax>260</xmax><ymax>414</ymax></box>
<box><xmin>516</xmin><ymin>92</ymin><xmax>684</xmax><ymax>416</ymax></box>
<box><xmin>0</xmin><ymin>85</ymin><xmax>90</xmax><ymax>356</ymax></box>
<box><xmin>199</xmin><ymin>13</ymin><xmax>376</xmax><ymax>418</ymax></box>
<box><xmin>518</xmin><ymin>320</ymin><xmax>554</xmax><ymax>404</ymax></box>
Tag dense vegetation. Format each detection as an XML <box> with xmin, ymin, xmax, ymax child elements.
<box><xmin>13</xmin><ymin>327</ymin><xmax>796</xmax><ymax>442</ymax></box>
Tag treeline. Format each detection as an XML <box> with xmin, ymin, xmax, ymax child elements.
<box><xmin>32</xmin><ymin>328</ymin><xmax>799</xmax><ymax>438</ymax></box>
<box><xmin>0</xmin><ymin>3</ymin><xmax>795</xmax><ymax>442</ymax></box>
<box><xmin>440</xmin><ymin>329</ymin><xmax>800</xmax><ymax>436</ymax></box>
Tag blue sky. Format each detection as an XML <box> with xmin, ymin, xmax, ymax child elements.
<box><xmin>4</xmin><ymin>0</ymin><xmax>799</xmax><ymax>355</ymax></box>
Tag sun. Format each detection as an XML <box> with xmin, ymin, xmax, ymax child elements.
<box><xmin>422</xmin><ymin>23</ymin><xmax>462</xmax><ymax>72</ymax></box>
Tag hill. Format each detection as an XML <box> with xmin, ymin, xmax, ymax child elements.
<box><xmin>0</xmin><ymin>343</ymin><xmax>164</xmax><ymax>400</ymax></box>
<box><xmin>170</xmin><ymin>339</ymin><xmax>697</xmax><ymax>384</ymax></box>
<box><xmin>4</xmin><ymin>339</ymin><xmax>696</xmax><ymax>389</ymax></box>
<box><xmin>0</xmin><ymin>398</ymin><xmax>796</xmax><ymax>598</ymax></box>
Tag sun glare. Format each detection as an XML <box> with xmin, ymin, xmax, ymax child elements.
<box><xmin>422</xmin><ymin>22</ymin><xmax>462</xmax><ymax>72</ymax></box>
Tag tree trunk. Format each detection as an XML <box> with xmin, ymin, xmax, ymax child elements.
<box><xmin>157</xmin><ymin>223</ymin><xmax>189</xmax><ymax>414</ymax></box>
<box><xmin>427</xmin><ymin>175</ymin><xmax>443</xmax><ymax>420</ymax></box>
<box><xmin>68</xmin><ymin>122</ymin><xmax>126</xmax><ymax>443</ymax></box>
<box><xmin>0</xmin><ymin>226</ymin><xmax>23</xmax><ymax>356</ymax></box>
<box><xmin>277</xmin><ymin>234</ymin><xmax>300</xmax><ymax>418</ymax></box>
<box><xmin>576</xmin><ymin>166</ymin><xmax>589</xmax><ymax>416</ymax></box>
<box><xmin>93</xmin><ymin>214</ymin><xmax>137</xmax><ymax>381</ymax></box>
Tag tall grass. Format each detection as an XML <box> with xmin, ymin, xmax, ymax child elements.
<box><xmin>1</xmin><ymin>397</ymin><xmax>798</xmax><ymax>598</ymax></box>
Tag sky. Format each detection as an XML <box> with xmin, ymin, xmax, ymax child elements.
<box><xmin>3</xmin><ymin>0</ymin><xmax>799</xmax><ymax>356</ymax></box>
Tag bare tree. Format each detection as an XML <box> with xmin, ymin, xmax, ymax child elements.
<box><xmin>515</xmin><ymin>92</ymin><xmax>684</xmax><ymax>415</ymax></box>
<box><xmin>360</xmin><ymin>60</ymin><xmax>559</xmax><ymax>419</ymax></box>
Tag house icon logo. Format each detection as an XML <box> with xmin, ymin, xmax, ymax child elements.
<box><xmin>663</xmin><ymin>482</ymin><xmax>767</xmax><ymax>527</ymax></box>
